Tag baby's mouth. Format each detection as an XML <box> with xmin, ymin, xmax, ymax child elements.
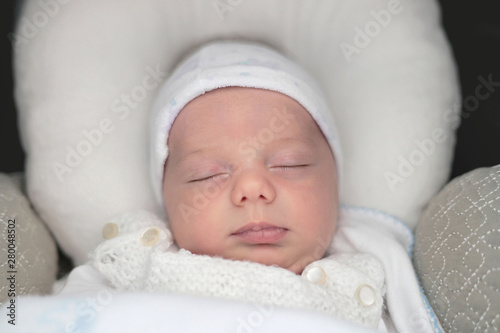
<box><xmin>231</xmin><ymin>222</ymin><xmax>288</xmax><ymax>244</ymax></box>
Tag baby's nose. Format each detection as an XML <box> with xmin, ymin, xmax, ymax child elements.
<box><xmin>230</xmin><ymin>171</ymin><xmax>276</xmax><ymax>206</ymax></box>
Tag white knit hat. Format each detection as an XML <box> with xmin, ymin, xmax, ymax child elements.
<box><xmin>150</xmin><ymin>40</ymin><xmax>342</xmax><ymax>206</ymax></box>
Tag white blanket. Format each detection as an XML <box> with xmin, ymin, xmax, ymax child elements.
<box><xmin>1</xmin><ymin>291</ymin><xmax>379</xmax><ymax>333</ymax></box>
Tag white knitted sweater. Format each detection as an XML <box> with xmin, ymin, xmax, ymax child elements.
<box><xmin>91</xmin><ymin>210</ymin><xmax>386</xmax><ymax>329</ymax></box>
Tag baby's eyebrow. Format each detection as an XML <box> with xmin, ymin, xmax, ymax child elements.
<box><xmin>175</xmin><ymin>146</ymin><xmax>216</xmax><ymax>165</ymax></box>
<box><xmin>272</xmin><ymin>136</ymin><xmax>314</xmax><ymax>148</ymax></box>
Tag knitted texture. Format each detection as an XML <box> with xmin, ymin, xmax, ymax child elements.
<box><xmin>92</xmin><ymin>210</ymin><xmax>386</xmax><ymax>328</ymax></box>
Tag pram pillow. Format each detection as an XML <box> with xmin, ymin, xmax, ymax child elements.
<box><xmin>0</xmin><ymin>173</ymin><xmax>58</xmax><ymax>304</ymax></box>
<box><xmin>414</xmin><ymin>165</ymin><xmax>500</xmax><ymax>333</ymax></box>
<box><xmin>14</xmin><ymin>0</ymin><xmax>460</xmax><ymax>264</ymax></box>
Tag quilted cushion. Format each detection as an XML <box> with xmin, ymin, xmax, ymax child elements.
<box><xmin>414</xmin><ymin>165</ymin><xmax>500</xmax><ymax>332</ymax></box>
<box><xmin>0</xmin><ymin>173</ymin><xmax>58</xmax><ymax>306</ymax></box>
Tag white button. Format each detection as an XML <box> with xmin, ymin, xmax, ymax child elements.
<box><xmin>304</xmin><ymin>266</ymin><xmax>327</xmax><ymax>285</ymax></box>
<box><xmin>102</xmin><ymin>223</ymin><xmax>119</xmax><ymax>240</ymax></box>
<box><xmin>140</xmin><ymin>227</ymin><xmax>162</xmax><ymax>246</ymax></box>
<box><xmin>355</xmin><ymin>284</ymin><xmax>376</xmax><ymax>306</ymax></box>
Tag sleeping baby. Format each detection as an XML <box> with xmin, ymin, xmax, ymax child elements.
<box><xmin>61</xmin><ymin>41</ymin><xmax>440</xmax><ymax>333</ymax></box>
<box><xmin>161</xmin><ymin>85</ymin><xmax>338</xmax><ymax>274</ymax></box>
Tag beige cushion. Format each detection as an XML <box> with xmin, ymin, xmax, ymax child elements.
<box><xmin>0</xmin><ymin>173</ymin><xmax>58</xmax><ymax>306</ymax></box>
<box><xmin>414</xmin><ymin>165</ymin><xmax>500</xmax><ymax>332</ymax></box>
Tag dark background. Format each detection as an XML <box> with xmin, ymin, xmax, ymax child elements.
<box><xmin>2</xmin><ymin>1</ymin><xmax>24</xmax><ymax>173</ymax></box>
<box><xmin>2</xmin><ymin>0</ymin><xmax>499</xmax><ymax>178</ymax></box>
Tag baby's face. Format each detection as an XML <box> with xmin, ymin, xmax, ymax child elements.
<box><xmin>163</xmin><ymin>87</ymin><xmax>338</xmax><ymax>274</ymax></box>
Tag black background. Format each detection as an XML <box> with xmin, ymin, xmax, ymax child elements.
<box><xmin>2</xmin><ymin>0</ymin><xmax>499</xmax><ymax>178</ymax></box>
<box><xmin>2</xmin><ymin>1</ymin><xmax>23</xmax><ymax>173</ymax></box>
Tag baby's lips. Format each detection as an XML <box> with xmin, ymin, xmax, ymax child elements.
<box><xmin>231</xmin><ymin>222</ymin><xmax>288</xmax><ymax>243</ymax></box>
<box><xmin>232</xmin><ymin>221</ymin><xmax>284</xmax><ymax>234</ymax></box>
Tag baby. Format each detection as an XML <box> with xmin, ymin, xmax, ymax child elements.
<box><xmin>148</xmin><ymin>40</ymin><xmax>343</xmax><ymax>275</ymax></box>
<box><xmin>161</xmin><ymin>86</ymin><xmax>338</xmax><ymax>274</ymax></box>
<box><xmin>62</xmin><ymin>41</ymin><xmax>439</xmax><ymax>333</ymax></box>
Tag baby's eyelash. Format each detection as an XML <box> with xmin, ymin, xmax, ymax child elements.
<box><xmin>189</xmin><ymin>165</ymin><xmax>309</xmax><ymax>182</ymax></box>
<box><xmin>191</xmin><ymin>173</ymin><xmax>227</xmax><ymax>183</ymax></box>
<box><xmin>274</xmin><ymin>164</ymin><xmax>309</xmax><ymax>171</ymax></box>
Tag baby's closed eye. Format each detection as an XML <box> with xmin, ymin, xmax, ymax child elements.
<box><xmin>268</xmin><ymin>150</ymin><xmax>314</xmax><ymax>172</ymax></box>
<box><xmin>189</xmin><ymin>173</ymin><xmax>229</xmax><ymax>183</ymax></box>
<box><xmin>269</xmin><ymin>164</ymin><xmax>313</xmax><ymax>180</ymax></box>
<box><xmin>183</xmin><ymin>161</ymin><xmax>230</xmax><ymax>184</ymax></box>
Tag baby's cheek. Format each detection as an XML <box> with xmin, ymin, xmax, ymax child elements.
<box><xmin>296</xmin><ymin>185</ymin><xmax>336</xmax><ymax>256</ymax></box>
<box><xmin>168</xmin><ymin>207</ymin><xmax>224</xmax><ymax>254</ymax></box>
<box><xmin>165</xmin><ymin>187</ymin><xmax>201</xmax><ymax>222</ymax></box>
<box><xmin>297</xmin><ymin>186</ymin><xmax>332</xmax><ymax>218</ymax></box>
<box><xmin>182</xmin><ymin>228</ymin><xmax>227</xmax><ymax>257</ymax></box>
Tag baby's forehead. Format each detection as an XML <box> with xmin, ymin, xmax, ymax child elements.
<box><xmin>182</xmin><ymin>87</ymin><xmax>303</xmax><ymax>112</ymax></box>
<box><xmin>168</xmin><ymin>87</ymin><xmax>322</xmax><ymax>147</ymax></box>
<box><xmin>173</xmin><ymin>87</ymin><xmax>317</xmax><ymax>129</ymax></box>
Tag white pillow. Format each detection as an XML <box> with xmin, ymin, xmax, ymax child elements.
<box><xmin>14</xmin><ymin>0</ymin><xmax>460</xmax><ymax>265</ymax></box>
